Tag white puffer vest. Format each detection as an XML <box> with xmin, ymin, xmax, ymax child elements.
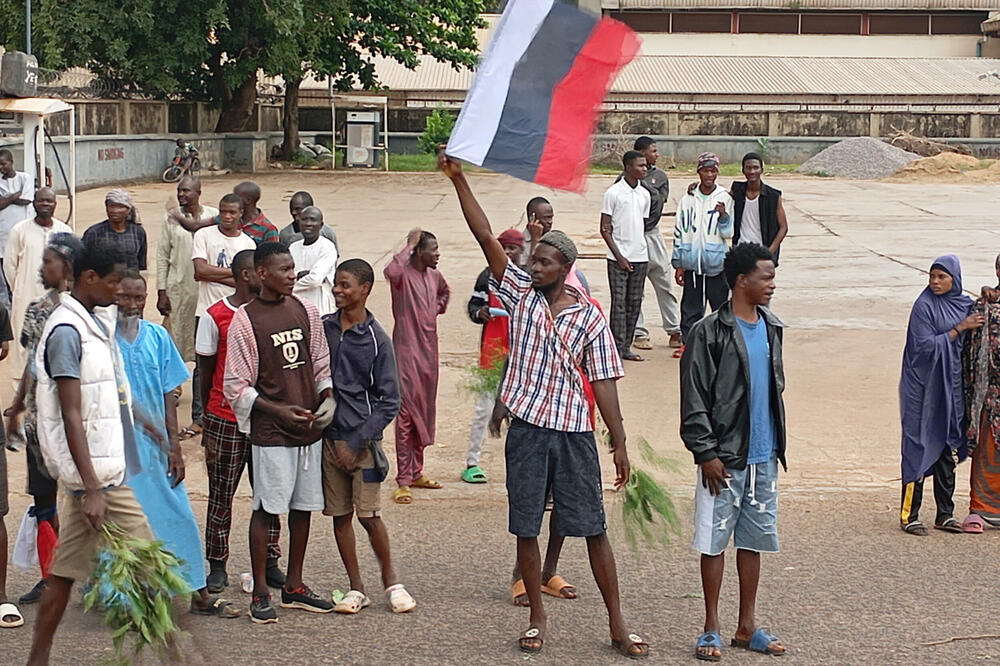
<box><xmin>35</xmin><ymin>295</ymin><xmax>130</xmax><ymax>491</ymax></box>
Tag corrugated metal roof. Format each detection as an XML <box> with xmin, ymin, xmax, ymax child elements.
<box><xmin>611</xmin><ymin>0</ymin><xmax>998</xmax><ymax>9</ymax></box>
<box><xmin>321</xmin><ymin>55</ymin><xmax>1000</xmax><ymax>98</ymax></box>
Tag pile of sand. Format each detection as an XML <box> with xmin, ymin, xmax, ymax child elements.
<box><xmin>890</xmin><ymin>153</ymin><xmax>999</xmax><ymax>183</ymax></box>
<box><xmin>798</xmin><ymin>137</ymin><xmax>919</xmax><ymax>179</ymax></box>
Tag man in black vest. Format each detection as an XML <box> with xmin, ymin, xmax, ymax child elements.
<box><xmin>731</xmin><ymin>153</ymin><xmax>788</xmax><ymax>262</ymax></box>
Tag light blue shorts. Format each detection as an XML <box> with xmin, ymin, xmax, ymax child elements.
<box><xmin>251</xmin><ymin>442</ymin><xmax>324</xmax><ymax>514</ymax></box>
<box><xmin>692</xmin><ymin>458</ymin><xmax>780</xmax><ymax>556</ymax></box>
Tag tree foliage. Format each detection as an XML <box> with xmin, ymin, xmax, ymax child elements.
<box><xmin>0</xmin><ymin>0</ymin><xmax>485</xmax><ymax>133</ymax></box>
<box><xmin>418</xmin><ymin>107</ymin><xmax>457</xmax><ymax>154</ymax></box>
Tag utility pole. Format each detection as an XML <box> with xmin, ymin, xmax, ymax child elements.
<box><xmin>25</xmin><ymin>0</ymin><xmax>32</xmax><ymax>54</ymax></box>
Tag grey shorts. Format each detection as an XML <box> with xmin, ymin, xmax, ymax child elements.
<box><xmin>505</xmin><ymin>419</ymin><xmax>606</xmax><ymax>538</ymax></box>
<box><xmin>692</xmin><ymin>458</ymin><xmax>780</xmax><ymax>556</ymax></box>
<box><xmin>251</xmin><ymin>441</ymin><xmax>324</xmax><ymax>514</ymax></box>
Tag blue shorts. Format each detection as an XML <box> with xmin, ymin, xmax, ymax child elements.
<box><xmin>692</xmin><ymin>458</ymin><xmax>780</xmax><ymax>556</ymax></box>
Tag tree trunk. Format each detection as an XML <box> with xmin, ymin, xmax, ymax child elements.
<box><xmin>215</xmin><ymin>73</ymin><xmax>258</xmax><ymax>132</ymax></box>
<box><xmin>280</xmin><ymin>77</ymin><xmax>302</xmax><ymax>160</ymax></box>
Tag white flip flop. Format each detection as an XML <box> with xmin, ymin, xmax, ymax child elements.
<box><xmin>385</xmin><ymin>584</ymin><xmax>416</xmax><ymax>614</ymax></box>
<box><xmin>0</xmin><ymin>602</ymin><xmax>24</xmax><ymax>628</ymax></box>
<box><xmin>333</xmin><ymin>590</ymin><xmax>371</xmax><ymax>614</ymax></box>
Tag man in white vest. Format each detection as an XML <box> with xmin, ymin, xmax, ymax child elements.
<box><xmin>27</xmin><ymin>238</ymin><xmax>154</xmax><ymax>666</ymax></box>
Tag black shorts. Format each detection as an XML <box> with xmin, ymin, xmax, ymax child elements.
<box><xmin>504</xmin><ymin>419</ymin><xmax>607</xmax><ymax>538</ymax></box>
<box><xmin>25</xmin><ymin>426</ymin><xmax>57</xmax><ymax>499</ymax></box>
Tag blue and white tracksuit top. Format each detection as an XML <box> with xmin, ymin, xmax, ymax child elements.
<box><xmin>672</xmin><ymin>184</ymin><xmax>735</xmax><ymax>277</ymax></box>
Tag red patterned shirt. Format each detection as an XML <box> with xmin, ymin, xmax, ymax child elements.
<box><xmin>491</xmin><ymin>261</ymin><xmax>623</xmax><ymax>432</ymax></box>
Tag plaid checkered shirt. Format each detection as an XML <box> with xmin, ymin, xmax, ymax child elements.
<box><xmin>491</xmin><ymin>261</ymin><xmax>623</xmax><ymax>433</ymax></box>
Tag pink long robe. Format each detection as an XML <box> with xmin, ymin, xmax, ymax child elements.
<box><xmin>384</xmin><ymin>247</ymin><xmax>450</xmax><ymax>485</ymax></box>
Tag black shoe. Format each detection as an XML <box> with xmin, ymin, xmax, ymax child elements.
<box><xmin>250</xmin><ymin>594</ymin><xmax>278</xmax><ymax>624</ymax></box>
<box><xmin>279</xmin><ymin>585</ymin><xmax>334</xmax><ymax>613</ymax></box>
<box><xmin>206</xmin><ymin>565</ymin><xmax>228</xmax><ymax>594</ymax></box>
<box><xmin>19</xmin><ymin>579</ymin><xmax>47</xmax><ymax>605</ymax></box>
<box><xmin>265</xmin><ymin>563</ymin><xmax>286</xmax><ymax>589</ymax></box>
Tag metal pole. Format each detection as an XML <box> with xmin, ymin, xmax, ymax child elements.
<box><xmin>69</xmin><ymin>106</ymin><xmax>76</xmax><ymax>230</ymax></box>
<box><xmin>25</xmin><ymin>0</ymin><xmax>31</xmax><ymax>54</ymax></box>
<box><xmin>329</xmin><ymin>79</ymin><xmax>336</xmax><ymax>171</ymax></box>
<box><xmin>383</xmin><ymin>99</ymin><xmax>389</xmax><ymax>172</ymax></box>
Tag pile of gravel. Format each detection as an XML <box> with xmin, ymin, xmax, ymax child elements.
<box><xmin>797</xmin><ymin>137</ymin><xmax>919</xmax><ymax>179</ymax></box>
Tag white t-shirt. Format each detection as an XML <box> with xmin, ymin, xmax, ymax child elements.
<box><xmin>739</xmin><ymin>195</ymin><xmax>763</xmax><ymax>246</ymax></box>
<box><xmin>289</xmin><ymin>236</ymin><xmax>339</xmax><ymax>316</ymax></box>
<box><xmin>0</xmin><ymin>171</ymin><xmax>34</xmax><ymax>257</ymax></box>
<box><xmin>191</xmin><ymin>226</ymin><xmax>255</xmax><ymax>316</ymax></box>
<box><xmin>601</xmin><ymin>178</ymin><xmax>650</xmax><ymax>263</ymax></box>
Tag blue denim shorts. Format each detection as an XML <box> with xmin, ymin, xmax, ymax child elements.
<box><xmin>692</xmin><ymin>458</ymin><xmax>779</xmax><ymax>556</ymax></box>
<box><xmin>505</xmin><ymin>419</ymin><xmax>607</xmax><ymax>538</ymax></box>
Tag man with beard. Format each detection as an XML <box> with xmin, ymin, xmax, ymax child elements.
<box><xmin>439</xmin><ymin>152</ymin><xmax>648</xmax><ymax>659</ymax></box>
<box><xmin>115</xmin><ymin>270</ymin><xmax>241</xmax><ymax>619</ymax></box>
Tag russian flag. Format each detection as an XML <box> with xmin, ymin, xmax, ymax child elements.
<box><xmin>446</xmin><ymin>0</ymin><xmax>640</xmax><ymax>193</ymax></box>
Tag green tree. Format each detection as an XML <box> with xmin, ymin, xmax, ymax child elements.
<box><xmin>0</xmin><ymin>0</ymin><xmax>484</xmax><ymax>135</ymax></box>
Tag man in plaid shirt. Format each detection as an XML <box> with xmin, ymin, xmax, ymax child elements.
<box><xmin>439</xmin><ymin>153</ymin><xmax>649</xmax><ymax>660</ymax></box>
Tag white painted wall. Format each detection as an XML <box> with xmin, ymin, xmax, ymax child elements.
<box><xmin>637</xmin><ymin>32</ymin><xmax>1000</xmax><ymax>57</ymax></box>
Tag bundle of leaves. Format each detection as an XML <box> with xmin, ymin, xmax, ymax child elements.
<box><xmin>619</xmin><ymin>438</ymin><xmax>682</xmax><ymax>551</ymax></box>
<box><xmin>462</xmin><ymin>356</ymin><xmax>505</xmax><ymax>398</ymax></box>
<box><xmin>84</xmin><ymin>523</ymin><xmax>190</xmax><ymax>663</ymax></box>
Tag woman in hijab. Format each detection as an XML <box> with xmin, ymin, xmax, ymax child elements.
<box><xmin>900</xmin><ymin>255</ymin><xmax>984</xmax><ymax>536</ymax></box>
<box><xmin>81</xmin><ymin>188</ymin><xmax>147</xmax><ymax>271</ymax></box>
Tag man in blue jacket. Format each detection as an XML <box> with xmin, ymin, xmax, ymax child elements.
<box><xmin>321</xmin><ymin>259</ymin><xmax>415</xmax><ymax>615</ymax></box>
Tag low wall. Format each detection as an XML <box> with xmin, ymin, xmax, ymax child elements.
<box><xmin>5</xmin><ymin>131</ymin><xmax>1000</xmax><ymax>191</ymax></box>
<box><xmin>0</xmin><ymin>133</ymin><xmax>287</xmax><ymax>191</ymax></box>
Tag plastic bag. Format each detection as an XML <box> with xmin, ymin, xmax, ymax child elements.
<box><xmin>12</xmin><ymin>506</ymin><xmax>38</xmax><ymax>570</ymax></box>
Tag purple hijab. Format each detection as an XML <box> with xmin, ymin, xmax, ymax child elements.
<box><xmin>900</xmin><ymin>254</ymin><xmax>973</xmax><ymax>484</ymax></box>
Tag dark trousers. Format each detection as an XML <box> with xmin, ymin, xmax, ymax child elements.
<box><xmin>191</xmin><ymin>316</ymin><xmax>202</xmax><ymax>425</ymax></box>
<box><xmin>680</xmin><ymin>271</ymin><xmax>729</xmax><ymax>342</ymax></box>
<box><xmin>607</xmin><ymin>260</ymin><xmax>648</xmax><ymax>356</ymax></box>
<box><xmin>900</xmin><ymin>448</ymin><xmax>956</xmax><ymax>526</ymax></box>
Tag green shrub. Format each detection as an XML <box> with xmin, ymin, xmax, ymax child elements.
<box><xmin>418</xmin><ymin>108</ymin><xmax>457</xmax><ymax>154</ymax></box>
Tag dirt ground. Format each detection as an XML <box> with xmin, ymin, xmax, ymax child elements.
<box><xmin>4</xmin><ymin>170</ymin><xmax>1000</xmax><ymax>664</ymax></box>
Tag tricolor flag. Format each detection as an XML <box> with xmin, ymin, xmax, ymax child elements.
<box><xmin>446</xmin><ymin>0</ymin><xmax>640</xmax><ymax>193</ymax></box>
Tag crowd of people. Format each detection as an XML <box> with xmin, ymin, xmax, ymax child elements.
<box><xmin>0</xmin><ymin>135</ymin><xmax>799</xmax><ymax>661</ymax></box>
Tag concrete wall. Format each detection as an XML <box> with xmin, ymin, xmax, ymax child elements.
<box><xmin>637</xmin><ymin>32</ymin><xmax>1000</xmax><ymax>58</ymax></box>
<box><xmin>0</xmin><ymin>133</ymin><xmax>278</xmax><ymax>191</ymax></box>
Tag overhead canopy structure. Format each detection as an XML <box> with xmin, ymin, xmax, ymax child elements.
<box><xmin>0</xmin><ymin>96</ymin><xmax>76</xmax><ymax>228</ymax></box>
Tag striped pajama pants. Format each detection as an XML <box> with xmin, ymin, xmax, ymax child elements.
<box><xmin>607</xmin><ymin>259</ymin><xmax>648</xmax><ymax>356</ymax></box>
<box><xmin>203</xmin><ymin>412</ymin><xmax>281</xmax><ymax>563</ymax></box>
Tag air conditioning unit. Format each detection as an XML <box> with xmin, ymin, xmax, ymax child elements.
<box><xmin>1</xmin><ymin>51</ymin><xmax>38</xmax><ymax>98</ymax></box>
<box><xmin>346</xmin><ymin>146</ymin><xmax>374</xmax><ymax>167</ymax></box>
<box><xmin>343</xmin><ymin>111</ymin><xmax>380</xmax><ymax>168</ymax></box>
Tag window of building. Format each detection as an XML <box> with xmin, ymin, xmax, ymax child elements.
<box><xmin>738</xmin><ymin>12</ymin><xmax>799</xmax><ymax>34</ymax></box>
<box><xmin>608</xmin><ymin>11</ymin><xmax>670</xmax><ymax>33</ymax></box>
<box><xmin>671</xmin><ymin>12</ymin><xmax>732</xmax><ymax>33</ymax></box>
<box><xmin>800</xmin><ymin>13</ymin><xmax>861</xmax><ymax>34</ymax></box>
<box><xmin>931</xmin><ymin>13</ymin><xmax>988</xmax><ymax>35</ymax></box>
<box><xmin>868</xmin><ymin>14</ymin><xmax>929</xmax><ymax>35</ymax></box>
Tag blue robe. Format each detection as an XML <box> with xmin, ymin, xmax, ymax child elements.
<box><xmin>900</xmin><ymin>254</ymin><xmax>973</xmax><ymax>485</ymax></box>
<box><xmin>119</xmin><ymin>320</ymin><xmax>204</xmax><ymax>591</ymax></box>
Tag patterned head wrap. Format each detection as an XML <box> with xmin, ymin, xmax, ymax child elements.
<box><xmin>47</xmin><ymin>232</ymin><xmax>84</xmax><ymax>266</ymax></box>
<box><xmin>538</xmin><ymin>230</ymin><xmax>578</xmax><ymax>265</ymax></box>
<box><xmin>105</xmin><ymin>188</ymin><xmax>133</xmax><ymax>207</ymax></box>
<box><xmin>697</xmin><ymin>152</ymin><xmax>721</xmax><ymax>171</ymax></box>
